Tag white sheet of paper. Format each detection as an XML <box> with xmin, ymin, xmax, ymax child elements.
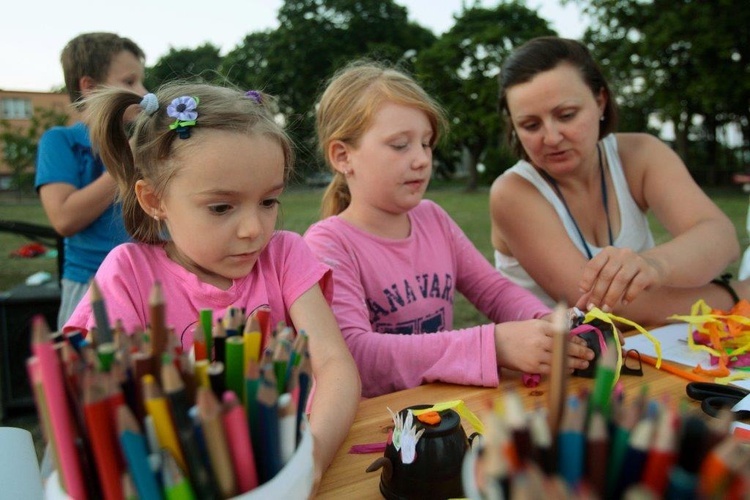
<box><xmin>625</xmin><ymin>322</ymin><xmax>750</xmax><ymax>391</ymax></box>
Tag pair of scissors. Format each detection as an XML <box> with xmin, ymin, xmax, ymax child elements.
<box><xmin>686</xmin><ymin>382</ymin><xmax>750</xmax><ymax>419</ymax></box>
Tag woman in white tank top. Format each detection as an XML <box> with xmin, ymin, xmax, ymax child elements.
<box><xmin>490</xmin><ymin>36</ymin><xmax>747</xmax><ymax>326</ymax></box>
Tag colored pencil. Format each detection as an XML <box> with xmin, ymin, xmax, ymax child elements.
<box><xmin>199</xmin><ymin>309</ymin><xmax>213</xmax><ymax>361</ymax></box>
<box><xmin>192</xmin><ymin>326</ymin><xmax>207</xmax><ymax>362</ymax></box>
<box><xmin>503</xmin><ymin>390</ymin><xmax>532</xmax><ymax>465</ymax></box>
<box><xmin>547</xmin><ymin>303</ymin><xmax>569</xmax><ymax>435</ymax></box>
<box><xmin>243</xmin><ymin>313</ymin><xmax>262</xmax><ymax>364</ymax></box>
<box><xmin>32</xmin><ymin>315</ymin><xmax>88</xmax><ymax>500</ymax></box>
<box><xmin>160</xmin><ymin>448</ymin><xmax>196</xmax><ymax>500</ymax></box>
<box><xmin>90</xmin><ymin>278</ymin><xmax>113</xmax><ymax>345</ymax></box>
<box><xmin>528</xmin><ymin>405</ymin><xmax>555</xmax><ymax>475</ymax></box>
<box><xmin>149</xmin><ymin>282</ymin><xmax>168</xmax><ymax>374</ymax></box>
<box><xmin>196</xmin><ymin>387</ymin><xmax>236</xmax><ymax>498</ymax></box>
<box><xmin>590</xmin><ymin>340</ymin><xmax>618</xmax><ymax>419</ymax></box>
<box><xmin>83</xmin><ymin>370</ymin><xmax>123</xmax><ymax>500</ymax></box>
<box><xmin>665</xmin><ymin>414</ymin><xmax>710</xmax><ymax>499</ymax></box>
<box><xmin>557</xmin><ymin>393</ymin><xmax>585</xmax><ymax>488</ymax></box>
<box><xmin>615</xmin><ymin>405</ymin><xmax>656</xmax><ymax>497</ymax></box>
<box><xmin>225</xmin><ymin>335</ymin><xmax>246</xmax><ymax>402</ymax></box>
<box><xmin>160</xmin><ymin>354</ymin><xmax>216</xmax><ymax>500</ymax></box>
<box><xmin>222</xmin><ymin>390</ymin><xmax>259</xmax><ymax>493</ymax></box>
<box><xmin>278</xmin><ymin>392</ymin><xmax>297</xmax><ymax>465</ymax></box>
<box><xmin>640</xmin><ymin>399</ymin><xmax>678</xmax><ymax>496</ymax></box>
<box><xmin>585</xmin><ymin>409</ymin><xmax>609</xmax><ymax>498</ymax></box>
<box><xmin>142</xmin><ymin>373</ymin><xmax>185</xmax><ymax>471</ymax></box>
<box><xmin>212</xmin><ymin>319</ymin><xmax>226</xmax><ymax>365</ymax></box>
<box><xmin>207</xmin><ymin>361</ymin><xmax>225</xmax><ymax>399</ymax></box>
<box><xmin>296</xmin><ymin>349</ymin><xmax>312</xmax><ymax>446</ymax></box>
<box><xmin>244</xmin><ymin>358</ymin><xmax>262</xmax><ymax>475</ymax></box>
<box><xmin>117</xmin><ymin>405</ymin><xmax>161</xmax><ymax>500</ymax></box>
<box><xmin>257</xmin><ymin>364</ymin><xmax>282</xmax><ymax>483</ymax></box>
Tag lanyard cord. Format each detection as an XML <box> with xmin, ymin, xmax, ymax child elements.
<box><xmin>541</xmin><ymin>144</ymin><xmax>613</xmax><ymax>260</ymax></box>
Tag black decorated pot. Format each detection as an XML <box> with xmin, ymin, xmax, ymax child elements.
<box><xmin>367</xmin><ymin>404</ymin><xmax>478</xmax><ymax>499</ymax></box>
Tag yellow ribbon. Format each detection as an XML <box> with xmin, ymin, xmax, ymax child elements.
<box><xmin>411</xmin><ymin>400</ymin><xmax>485</xmax><ymax>434</ymax></box>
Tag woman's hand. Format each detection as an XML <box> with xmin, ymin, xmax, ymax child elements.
<box><xmin>576</xmin><ymin>246</ymin><xmax>665</xmax><ymax>312</ymax></box>
<box><xmin>494</xmin><ymin>320</ymin><xmax>594</xmax><ymax>374</ymax></box>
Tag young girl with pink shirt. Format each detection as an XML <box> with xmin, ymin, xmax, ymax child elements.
<box><xmin>304</xmin><ymin>61</ymin><xmax>594</xmax><ymax>398</ymax></box>
<box><xmin>64</xmin><ymin>82</ymin><xmax>360</xmax><ymax>490</ymax></box>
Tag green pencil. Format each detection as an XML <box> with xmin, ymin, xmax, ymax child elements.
<box><xmin>589</xmin><ymin>341</ymin><xmax>618</xmax><ymax>419</ymax></box>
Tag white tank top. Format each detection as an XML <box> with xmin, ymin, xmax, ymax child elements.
<box><xmin>494</xmin><ymin>134</ymin><xmax>655</xmax><ymax>307</ymax></box>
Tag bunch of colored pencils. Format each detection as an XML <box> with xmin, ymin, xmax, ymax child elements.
<box><xmin>26</xmin><ymin>281</ymin><xmax>312</xmax><ymax>500</ymax></box>
<box><xmin>474</xmin><ymin>382</ymin><xmax>750</xmax><ymax>499</ymax></box>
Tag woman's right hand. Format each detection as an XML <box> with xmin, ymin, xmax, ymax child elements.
<box><xmin>494</xmin><ymin>320</ymin><xmax>594</xmax><ymax>374</ymax></box>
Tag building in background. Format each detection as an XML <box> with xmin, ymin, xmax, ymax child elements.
<box><xmin>0</xmin><ymin>90</ymin><xmax>76</xmax><ymax>190</ymax></box>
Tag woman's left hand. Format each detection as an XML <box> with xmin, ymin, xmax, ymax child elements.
<box><xmin>575</xmin><ymin>246</ymin><xmax>664</xmax><ymax>312</ymax></box>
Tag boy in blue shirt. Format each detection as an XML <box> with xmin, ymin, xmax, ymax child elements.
<box><xmin>35</xmin><ymin>32</ymin><xmax>147</xmax><ymax>326</ymax></box>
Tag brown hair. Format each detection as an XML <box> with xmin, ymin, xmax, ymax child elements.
<box><xmin>85</xmin><ymin>82</ymin><xmax>294</xmax><ymax>243</ymax></box>
<box><xmin>61</xmin><ymin>32</ymin><xmax>145</xmax><ymax>106</ymax></box>
<box><xmin>498</xmin><ymin>37</ymin><xmax>619</xmax><ymax>160</ymax></box>
<box><xmin>315</xmin><ymin>60</ymin><xmax>448</xmax><ymax>218</ymax></box>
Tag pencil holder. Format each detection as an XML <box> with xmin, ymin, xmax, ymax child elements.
<box><xmin>44</xmin><ymin>417</ymin><xmax>315</xmax><ymax>499</ymax></box>
<box><xmin>366</xmin><ymin>404</ymin><xmax>479</xmax><ymax>499</ymax></box>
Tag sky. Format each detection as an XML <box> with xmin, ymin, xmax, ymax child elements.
<box><xmin>1</xmin><ymin>0</ymin><xmax>585</xmax><ymax>92</ymax></box>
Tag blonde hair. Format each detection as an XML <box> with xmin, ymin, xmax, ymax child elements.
<box><xmin>85</xmin><ymin>82</ymin><xmax>294</xmax><ymax>243</ymax></box>
<box><xmin>316</xmin><ymin>60</ymin><xmax>447</xmax><ymax>218</ymax></box>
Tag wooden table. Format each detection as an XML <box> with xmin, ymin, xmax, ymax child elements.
<box><xmin>316</xmin><ymin>361</ymin><xmax>699</xmax><ymax>499</ymax></box>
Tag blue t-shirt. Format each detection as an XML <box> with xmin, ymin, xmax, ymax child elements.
<box><xmin>35</xmin><ymin>122</ymin><xmax>130</xmax><ymax>284</ymax></box>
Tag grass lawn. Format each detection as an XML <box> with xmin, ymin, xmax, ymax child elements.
<box><xmin>1</xmin><ymin>184</ymin><xmax>748</xmax><ymax>329</ymax></box>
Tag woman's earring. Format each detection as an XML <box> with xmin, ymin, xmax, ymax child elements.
<box><xmin>152</xmin><ymin>210</ymin><xmax>160</xmax><ymax>221</ymax></box>
<box><xmin>600</xmin><ymin>115</ymin><xmax>605</xmax><ymax>122</ymax></box>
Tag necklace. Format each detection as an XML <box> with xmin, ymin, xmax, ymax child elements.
<box><xmin>541</xmin><ymin>144</ymin><xmax>613</xmax><ymax>260</ymax></box>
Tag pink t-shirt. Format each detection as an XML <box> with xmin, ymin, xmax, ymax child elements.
<box><xmin>304</xmin><ymin>200</ymin><xmax>550</xmax><ymax>397</ymax></box>
<box><xmin>65</xmin><ymin>231</ymin><xmax>331</xmax><ymax>352</ymax></box>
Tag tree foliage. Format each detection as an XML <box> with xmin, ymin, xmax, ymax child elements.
<box><xmin>137</xmin><ymin>0</ymin><xmax>750</xmax><ymax>187</ymax></box>
<box><xmin>145</xmin><ymin>43</ymin><xmax>225</xmax><ymax>90</ymax></box>
<box><xmin>573</xmin><ymin>0</ymin><xmax>750</xmax><ymax>182</ymax></box>
<box><xmin>416</xmin><ymin>1</ymin><xmax>554</xmax><ymax>190</ymax></box>
<box><xmin>1</xmin><ymin>107</ymin><xmax>69</xmax><ymax>197</ymax></box>
<box><xmin>222</xmin><ymin>0</ymin><xmax>436</xmax><ymax>174</ymax></box>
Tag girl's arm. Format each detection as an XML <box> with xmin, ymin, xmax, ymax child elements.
<box><xmin>304</xmin><ymin>225</ymin><xmax>502</xmax><ymax>397</ymax></box>
<box><xmin>288</xmin><ymin>285</ymin><xmax>360</xmax><ymax>494</ymax></box>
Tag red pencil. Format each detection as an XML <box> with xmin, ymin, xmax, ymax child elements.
<box><xmin>32</xmin><ymin>315</ymin><xmax>88</xmax><ymax>500</ymax></box>
<box><xmin>222</xmin><ymin>390</ymin><xmax>259</xmax><ymax>493</ymax></box>
<box><xmin>83</xmin><ymin>371</ymin><xmax>123</xmax><ymax>500</ymax></box>
<box><xmin>640</xmin><ymin>399</ymin><xmax>678</xmax><ymax>496</ymax></box>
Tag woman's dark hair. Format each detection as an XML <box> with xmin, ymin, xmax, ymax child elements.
<box><xmin>498</xmin><ymin>37</ymin><xmax>619</xmax><ymax>159</ymax></box>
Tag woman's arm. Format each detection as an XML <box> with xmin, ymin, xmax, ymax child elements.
<box><xmin>578</xmin><ymin>133</ymin><xmax>739</xmax><ymax>310</ymax></box>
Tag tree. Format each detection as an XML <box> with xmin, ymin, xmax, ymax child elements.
<box><xmin>573</xmin><ymin>0</ymin><xmax>750</xmax><ymax>183</ymax></box>
<box><xmin>145</xmin><ymin>43</ymin><xmax>225</xmax><ymax>90</ymax></box>
<box><xmin>224</xmin><ymin>0</ymin><xmax>436</xmax><ymax>176</ymax></box>
<box><xmin>0</xmin><ymin>107</ymin><xmax>68</xmax><ymax>199</ymax></box>
<box><xmin>416</xmin><ymin>1</ymin><xmax>554</xmax><ymax>191</ymax></box>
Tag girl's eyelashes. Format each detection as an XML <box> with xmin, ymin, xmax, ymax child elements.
<box><xmin>261</xmin><ymin>198</ymin><xmax>281</xmax><ymax>209</ymax></box>
<box><xmin>208</xmin><ymin>204</ymin><xmax>232</xmax><ymax>215</ymax></box>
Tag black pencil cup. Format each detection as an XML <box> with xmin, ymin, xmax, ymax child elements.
<box><xmin>366</xmin><ymin>404</ymin><xmax>478</xmax><ymax>499</ymax></box>
<box><xmin>571</xmin><ymin>318</ymin><xmax>616</xmax><ymax>378</ymax></box>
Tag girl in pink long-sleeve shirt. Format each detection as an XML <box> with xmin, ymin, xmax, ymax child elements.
<box><xmin>304</xmin><ymin>60</ymin><xmax>594</xmax><ymax>397</ymax></box>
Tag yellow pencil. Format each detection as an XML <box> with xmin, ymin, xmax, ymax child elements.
<box><xmin>141</xmin><ymin>373</ymin><xmax>185</xmax><ymax>471</ymax></box>
<box><xmin>243</xmin><ymin>312</ymin><xmax>262</xmax><ymax>364</ymax></box>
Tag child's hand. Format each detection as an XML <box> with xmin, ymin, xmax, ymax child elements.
<box><xmin>493</xmin><ymin>320</ymin><xmax>594</xmax><ymax>374</ymax></box>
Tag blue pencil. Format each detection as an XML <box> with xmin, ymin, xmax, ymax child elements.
<box><xmin>257</xmin><ymin>364</ymin><xmax>282</xmax><ymax>483</ymax></box>
<box><xmin>117</xmin><ymin>405</ymin><xmax>161</xmax><ymax>500</ymax></box>
<box><xmin>557</xmin><ymin>394</ymin><xmax>585</xmax><ymax>488</ymax></box>
<box><xmin>295</xmin><ymin>349</ymin><xmax>312</xmax><ymax>446</ymax></box>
